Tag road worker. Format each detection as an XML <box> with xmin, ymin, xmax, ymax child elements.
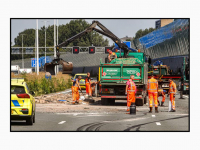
<box><xmin>157</xmin><ymin>86</ymin><xmax>166</xmax><ymax>106</ymax></box>
<box><xmin>108</xmin><ymin>50</ymin><xmax>117</xmax><ymax>63</ymax></box>
<box><xmin>125</xmin><ymin>75</ymin><xmax>137</xmax><ymax>112</ymax></box>
<box><xmin>168</xmin><ymin>78</ymin><xmax>176</xmax><ymax>112</ymax></box>
<box><xmin>71</xmin><ymin>76</ymin><xmax>82</xmax><ymax>104</ymax></box>
<box><xmin>147</xmin><ymin>75</ymin><xmax>158</xmax><ymax>113</ymax></box>
<box><xmin>90</xmin><ymin>81</ymin><xmax>98</xmax><ymax>96</ymax></box>
<box><xmin>85</xmin><ymin>72</ymin><xmax>92</xmax><ymax>97</ymax></box>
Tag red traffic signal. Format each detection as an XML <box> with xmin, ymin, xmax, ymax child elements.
<box><xmin>89</xmin><ymin>47</ymin><xmax>95</xmax><ymax>54</ymax></box>
<box><xmin>105</xmin><ymin>47</ymin><xmax>112</xmax><ymax>54</ymax></box>
<box><xmin>73</xmin><ymin>47</ymin><xmax>79</xmax><ymax>54</ymax></box>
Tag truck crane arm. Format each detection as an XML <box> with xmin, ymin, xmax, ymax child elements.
<box><xmin>56</xmin><ymin>20</ymin><xmax>130</xmax><ymax>58</ymax></box>
<box><xmin>45</xmin><ymin>20</ymin><xmax>132</xmax><ymax>75</ymax></box>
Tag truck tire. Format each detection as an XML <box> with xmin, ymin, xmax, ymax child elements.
<box><xmin>101</xmin><ymin>98</ymin><xmax>108</xmax><ymax>105</ymax></box>
<box><xmin>109</xmin><ymin>98</ymin><xmax>115</xmax><ymax>105</ymax></box>
<box><xmin>136</xmin><ymin>98</ymin><xmax>144</xmax><ymax>106</ymax></box>
<box><xmin>144</xmin><ymin>96</ymin><xmax>147</xmax><ymax>104</ymax></box>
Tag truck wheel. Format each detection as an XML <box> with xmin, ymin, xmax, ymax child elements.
<box><xmin>136</xmin><ymin>98</ymin><xmax>144</xmax><ymax>106</ymax></box>
<box><xmin>144</xmin><ymin>96</ymin><xmax>147</xmax><ymax>104</ymax></box>
<box><xmin>101</xmin><ymin>98</ymin><xmax>108</xmax><ymax>105</ymax></box>
<box><xmin>109</xmin><ymin>99</ymin><xmax>115</xmax><ymax>105</ymax></box>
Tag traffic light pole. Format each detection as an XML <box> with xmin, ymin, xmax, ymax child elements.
<box><xmin>21</xmin><ymin>34</ymin><xmax>26</xmax><ymax>69</ymax></box>
<box><xmin>54</xmin><ymin>19</ymin><xmax>57</xmax><ymax>75</ymax></box>
<box><xmin>36</xmin><ymin>19</ymin><xmax>39</xmax><ymax>75</ymax></box>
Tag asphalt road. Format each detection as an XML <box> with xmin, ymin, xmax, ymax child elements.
<box><xmin>11</xmin><ymin>94</ymin><xmax>189</xmax><ymax>131</ymax></box>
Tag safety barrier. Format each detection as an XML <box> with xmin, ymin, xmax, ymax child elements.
<box><xmin>133</xmin><ymin>19</ymin><xmax>189</xmax><ymax>59</ymax></box>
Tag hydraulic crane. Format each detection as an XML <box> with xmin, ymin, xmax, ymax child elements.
<box><xmin>45</xmin><ymin>20</ymin><xmax>134</xmax><ymax>75</ymax></box>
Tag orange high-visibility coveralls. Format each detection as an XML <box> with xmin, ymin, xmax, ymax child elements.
<box><xmin>169</xmin><ymin>81</ymin><xmax>176</xmax><ymax>110</ymax></box>
<box><xmin>90</xmin><ymin>82</ymin><xmax>96</xmax><ymax>96</ymax></box>
<box><xmin>72</xmin><ymin>79</ymin><xmax>80</xmax><ymax>103</ymax></box>
<box><xmin>85</xmin><ymin>77</ymin><xmax>91</xmax><ymax>95</ymax></box>
<box><xmin>157</xmin><ymin>89</ymin><xmax>165</xmax><ymax>103</ymax></box>
<box><xmin>127</xmin><ymin>81</ymin><xmax>136</xmax><ymax>108</ymax></box>
<box><xmin>147</xmin><ymin>78</ymin><xmax>158</xmax><ymax>108</ymax></box>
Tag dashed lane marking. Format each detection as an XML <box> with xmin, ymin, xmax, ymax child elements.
<box><xmin>156</xmin><ymin>122</ymin><xmax>161</xmax><ymax>125</ymax></box>
<box><xmin>152</xmin><ymin>115</ymin><xmax>155</xmax><ymax>117</ymax></box>
<box><xmin>183</xmin><ymin>95</ymin><xmax>189</xmax><ymax>98</ymax></box>
<box><xmin>58</xmin><ymin>121</ymin><xmax>66</xmax><ymax>124</ymax></box>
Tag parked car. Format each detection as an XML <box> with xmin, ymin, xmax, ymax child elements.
<box><xmin>11</xmin><ymin>78</ymin><xmax>36</xmax><ymax>125</ymax></box>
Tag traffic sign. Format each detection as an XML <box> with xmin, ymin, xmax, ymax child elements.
<box><xmin>31</xmin><ymin>58</ymin><xmax>41</xmax><ymax>67</ymax></box>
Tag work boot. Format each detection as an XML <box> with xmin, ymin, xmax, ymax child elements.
<box><xmin>149</xmin><ymin>107</ymin><xmax>152</xmax><ymax>113</ymax></box>
<box><xmin>161</xmin><ymin>102</ymin><xmax>164</xmax><ymax>106</ymax></box>
<box><xmin>169</xmin><ymin>109</ymin><xmax>176</xmax><ymax>112</ymax></box>
<box><xmin>155</xmin><ymin>107</ymin><xmax>159</xmax><ymax>113</ymax></box>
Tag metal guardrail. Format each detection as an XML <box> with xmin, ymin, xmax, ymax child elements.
<box><xmin>11</xmin><ymin>47</ymin><xmax>105</xmax><ymax>54</ymax></box>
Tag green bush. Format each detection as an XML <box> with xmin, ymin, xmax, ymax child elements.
<box><xmin>26</xmin><ymin>77</ymin><xmax>71</xmax><ymax>96</ymax></box>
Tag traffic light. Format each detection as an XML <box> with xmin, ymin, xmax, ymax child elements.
<box><xmin>73</xmin><ymin>47</ymin><xmax>79</xmax><ymax>54</ymax></box>
<box><xmin>105</xmin><ymin>47</ymin><xmax>112</xmax><ymax>54</ymax></box>
<box><xmin>89</xmin><ymin>47</ymin><xmax>95</xmax><ymax>54</ymax></box>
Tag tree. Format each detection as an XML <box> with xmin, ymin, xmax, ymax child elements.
<box><xmin>134</xmin><ymin>28</ymin><xmax>156</xmax><ymax>39</ymax></box>
<box><xmin>12</xmin><ymin>19</ymin><xmax>109</xmax><ymax>60</ymax></box>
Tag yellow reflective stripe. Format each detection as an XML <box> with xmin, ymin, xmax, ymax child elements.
<box><xmin>18</xmin><ymin>100</ymin><xmax>24</xmax><ymax>106</ymax></box>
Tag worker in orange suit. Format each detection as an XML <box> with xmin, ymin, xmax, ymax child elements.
<box><xmin>85</xmin><ymin>72</ymin><xmax>92</xmax><ymax>97</ymax></box>
<box><xmin>168</xmin><ymin>78</ymin><xmax>176</xmax><ymax>112</ymax></box>
<box><xmin>147</xmin><ymin>75</ymin><xmax>158</xmax><ymax>113</ymax></box>
<box><xmin>125</xmin><ymin>75</ymin><xmax>137</xmax><ymax>112</ymax></box>
<box><xmin>71</xmin><ymin>76</ymin><xmax>82</xmax><ymax>104</ymax></box>
<box><xmin>157</xmin><ymin>86</ymin><xmax>166</xmax><ymax>106</ymax></box>
<box><xmin>108</xmin><ymin>50</ymin><xmax>117</xmax><ymax>63</ymax></box>
<box><xmin>90</xmin><ymin>81</ymin><xmax>98</xmax><ymax>96</ymax></box>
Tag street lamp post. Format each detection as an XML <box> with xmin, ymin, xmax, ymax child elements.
<box><xmin>42</xmin><ymin>21</ymin><xmax>49</xmax><ymax>64</ymax></box>
<box><xmin>20</xmin><ymin>34</ymin><xmax>26</xmax><ymax>68</ymax></box>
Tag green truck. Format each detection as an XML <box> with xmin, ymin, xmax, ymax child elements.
<box><xmin>98</xmin><ymin>52</ymin><xmax>148</xmax><ymax>106</ymax></box>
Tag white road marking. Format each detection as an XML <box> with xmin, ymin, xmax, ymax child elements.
<box><xmin>169</xmin><ymin>114</ymin><xmax>188</xmax><ymax>116</ymax></box>
<box><xmin>58</xmin><ymin>121</ymin><xmax>66</xmax><ymax>124</ymax></box>
<box><xmin>152</xmin><ymin>115</ymin><xmax>155</xmax><ymax>117</ymax></box>
<box><xmin>183</xmin><ymin>95</ymin><xmax>189</xmax><ymax>98</ymax></box>
<box><xmin>156</xmin><ymin>122</ymin><xmax>161</xmax><ymax>125</ymax></box>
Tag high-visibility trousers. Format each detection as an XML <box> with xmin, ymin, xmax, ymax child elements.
<box><xmin>158</xmin><ymin>92</ymin><xmax>165</xmax><ymax>103</ymax></box>
<box><xmin>127</xmin><ymin>91</ymin><xmax>135</xmax><ymax>107</ymax></box>
<box><xmin>71</xmin><ymin>86</ymin><xmax>74</xmax><ymax>98</ymax></box>
<box><xmin>73</xmin><ymin>86</ymin><xmax>79</xmax><ymax>101</ymax></box>
<box><xmin>169</xmin><ymin>93</ymin><xmax>175</xmax><ymax>110</ymax></box>
<box><xmin>86</xmin><ymin>83</ymin><xmax>91</xmax><ymax>95</ymax></box>
<box><xmin>90</xmin><ymin>85</ymin><xmax>95</xmax><ymax>96</ymax></box>
<box><xmin>148</xmin><ymin>92</ymin><xmax>158</xmax><ymax>107</ymax></box>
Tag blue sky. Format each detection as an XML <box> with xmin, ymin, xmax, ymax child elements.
<box><xmin>11</xmin><ymin>19</ymin><xmax>158</xmax><ymax>46</ymax></box>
